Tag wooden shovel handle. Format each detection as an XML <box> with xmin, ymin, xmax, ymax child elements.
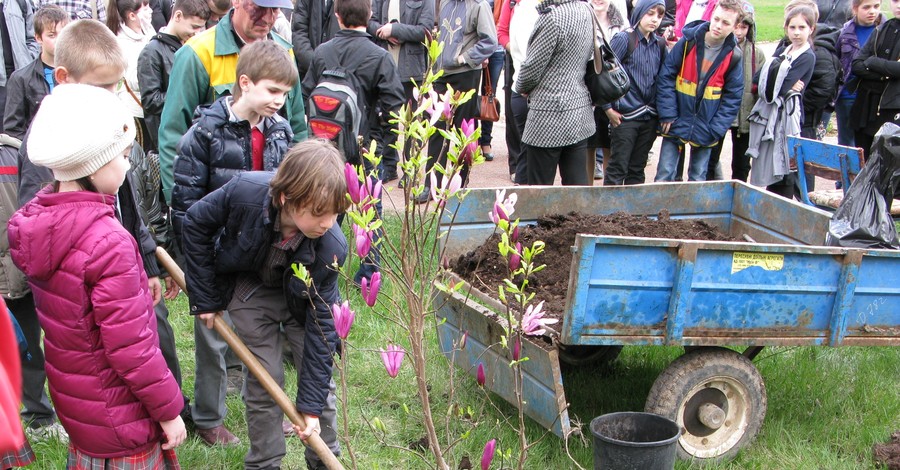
<box><xmin>155</xmin><ymin>247</ymin><xmax>344</xmax><ymax>470</ymax></box>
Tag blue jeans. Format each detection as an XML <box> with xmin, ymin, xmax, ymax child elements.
<box><xmin>478</xmin><ymin>49</ymin><xmax>505</xmax><ymax>147</ymax></box>
<box><xmin>835</xmin><ymin>98</ymin><xmax>855</xmax><ymax>147</ymax></box>
<box><xmin>655</xmin><ymin>137</ymin><xmax>712</xmax><ymax>182</ymax></box>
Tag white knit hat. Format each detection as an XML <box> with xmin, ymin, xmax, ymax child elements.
<box><xmin>27</xmin><ymin>84</ymin><xmax>136</xmax><ymax>182</ymax></box>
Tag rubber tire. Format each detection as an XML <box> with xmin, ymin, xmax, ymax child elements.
<box><xmin>644</xmin><ymin>347</ymin><xmax>767</xmax><ymax>461</ymax></box>
<box><xmin>557</xmin><ymin>345</ymin><xmax>623</xmax><ymax>367</ymax></box>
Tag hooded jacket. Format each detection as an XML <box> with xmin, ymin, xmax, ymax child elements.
<box><xmin>436</xmin><ymin>0</ymin><xmax>498</xmax><ymax>74</ymax></box>
<box><xmin>850</xmin><ymin>17</ymin><xmax>900</xmax><ymax>120</ymax></box>
<box><xmin>7</xmin><ymin>189</ymin><xmax>182</xmax><ymax>457</ymax></box>
<box><xmin>182</xmin><ymin>172</ymin><xmax>347</xmax><ymax>416</ymax></box>
<box><xmin>171</xmin><ymin>95</ymin><xmax>293</xmax><ymax>243</ymax></box>
<box><xmin>607</xmin><ymin>0</ymin><xmax>667</xmax><ymax>119</ymax></box>
<box><xmin>137</xmin><ymin>31</ymin><xmax>184</xmax><ymax>152</ymax></box>
<box><xmin>656</xmin><ymin>20</ymin><xmax>744</xmax><ymax>147</ymax></box>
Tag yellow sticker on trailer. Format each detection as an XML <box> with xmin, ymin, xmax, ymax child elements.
<box><xmin>731</xmin><ymin>252</ymin><xmax>784</xmax><ymax>274</ymax></box>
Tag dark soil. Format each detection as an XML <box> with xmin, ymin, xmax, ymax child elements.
<box><xmin>452</xmin><ymin>211</ymin><xmax>736</xmax><ymax>323</ymax></box>
<box><xmin>874</xmin><ymin>431</ymin><xmax>900</xmax><ymax>469</ymax></box>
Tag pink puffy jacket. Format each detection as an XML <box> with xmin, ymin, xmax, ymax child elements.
<box><xmin>7</xmin><ymin>188</ymin><xmax>182</xmax><ymax>458</ymax></box>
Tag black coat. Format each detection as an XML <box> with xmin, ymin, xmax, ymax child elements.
<box><xmin>804</xmin><ymin>24</ymin><xmax>842</xmax><ymax>127</ymax></box>
<box><xmin>301</xmin><ymin>30</ymin><xmax>405</xmax><ymax>140</ymax></box>
<box><xmin>137</xmin><ymin>32</ymin><xmax>182</xmax><ymax>153</ymax></box>
<box><xmin>291</xmin><ymin>0</ymin><xmax>339</xmax><ymax>78</ymax></box>
<box><xmin>3</xmin><ymin>57</ymin><xmax>48</xmax><ymax>141</ymax></box>
<box><xmin>182</xmin><ymin>171</ymin><xmax>347</xmax><ymax>416</ymax></box>
<box><xmin>171</xmin><ymin>96</ymin><xmax>293</xmax><ymax>243</ymax></box>
<box><xmin>850</xmin><ymin>17</ymin><xmax>900</xmax><ymax>127</ymax></box>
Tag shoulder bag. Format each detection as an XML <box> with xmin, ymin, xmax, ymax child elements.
<box><xmin>585</xmin><ymin>7</ymin><xmax>630</xmax><ymax>106</ymax></box>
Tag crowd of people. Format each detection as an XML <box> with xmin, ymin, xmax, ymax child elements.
<box><xmin>1</xmin><ymin>0</ymin><xmax>899</xmax><ymax>468</ymax></box>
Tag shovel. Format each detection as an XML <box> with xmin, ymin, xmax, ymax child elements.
<box><xmin>156</xmin><ymin>247</ymin><xmax>344</xmax><ymax>470</ymax></box>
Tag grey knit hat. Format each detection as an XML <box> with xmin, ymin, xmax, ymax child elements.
<box><xmin>27</xmin><ymin>84</ymin><xmax>135</xmax><ymax>182</ymax></box>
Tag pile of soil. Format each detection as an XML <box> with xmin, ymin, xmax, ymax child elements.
<box><xmin>874</xmin><ymin>431</ymin><xmax>900</xmax><ymax>470</ymax></box>
<box><xmin>452</xmin><ymin>211</ymin><xmax>735</xmax><ymax>322</ymax></box>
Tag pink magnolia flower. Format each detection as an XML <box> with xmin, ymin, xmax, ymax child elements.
<box><xmin>508</xmin><ymin>242</ymin><xmax>522</xmax><ymax>272</ymax></box>
<box><xmin>488</xmin><ymin>189</ymin><xmax>517</xmax><ymax>224</ymax></box>
<box><xmin>459</xmin><ymin>119</ymin><xmax>478</xmax><ymax>166</ymax></box>
<box><xmin>345</xmin><ymin>163</ymin><xmax>361</xmax><ymax>204</ymax></box>
<box><xmin>521</xmin><ymin>301</ymin><xmax>558</xmax><ymax>336</ymax></box>
<box><xmin>511</xmin><ymin>225</ymin><xmax>520</xmax><ymax>243</ymax></box>
<box><xmin>353</xmin><ymin>224</ymin><xmax>372</xmax><ymax>258</ymax></box>
<box><xmin>476</xmin><ymin>362</ymin><xmax>485</xmax><ymax>387</ymax></box>
<box><xmin>360</xmin><ymin>272</ymin><xmax>381</xmax><ymax>307</ymax></box>
<box><xmin>331</xmin><ymin>301</ymin><xmax>355</xmax><ymax>339</ymax></box>
<box><xmin>481</xmin><ymin>439</ymin><xmax>496</xmax><ymax>470</ymax></box>
<box><xmin>429</xmin><ymin>167</ymin><xmax>463</xmax><ymax>208</ymax></box>
<box><xmin>380</xmin><ymin>343</ymin><xmax>405</xmax><ymax>378</ymax></box>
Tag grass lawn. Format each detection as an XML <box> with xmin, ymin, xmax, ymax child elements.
<box><xmin>23</xmin><ymin>216</ymin><xmax>900</xmax><ymax>469</ymax></box>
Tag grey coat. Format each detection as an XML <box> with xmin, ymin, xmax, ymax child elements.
<box><xmin>0</xmin><ymin>0</ymin><xmax>40</xmax><ymax>87</ymax></box>
<box><xmin>368</xmin><ymin>0</ymin><xmax>434</xmax><ymax>83</ymax></box>
<box><xmin>515</xmin><ymin>0</ymin><xmax>594</xmax><ymax>147</ymax></box>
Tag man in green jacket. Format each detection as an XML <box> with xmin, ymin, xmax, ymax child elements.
<box><xmin>158</xmin><ymin>0</ymin><xmax>308</xmax><ymax>206</ymax></box>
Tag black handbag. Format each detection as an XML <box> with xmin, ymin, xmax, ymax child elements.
<box><xmin>585</xmin><ymin>8</ymin><xmax>630</xmax><ymax>106</ymax></box>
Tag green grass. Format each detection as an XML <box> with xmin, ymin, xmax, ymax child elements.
<box><xmin>24</xmin><ymin>216</ymin><xmax>900</xmax><ymax>469</ymax></box>
<box><xmin>747</xmin><ymin>0</ymin><xmax>896</xmax><ymax>43</ymax></box>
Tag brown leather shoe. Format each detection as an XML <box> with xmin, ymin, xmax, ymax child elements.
<box><xmin>195</xmin><ymin>425</ymin><xmax>240</xmax><ymax>446</ymax></box>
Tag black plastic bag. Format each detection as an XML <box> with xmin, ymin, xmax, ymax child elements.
<box><xmin>826</xmin><ymin>123</ymin><xmax>900</xmax><ymax>249</ymax></box>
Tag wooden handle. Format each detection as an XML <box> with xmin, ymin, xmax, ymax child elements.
<box><xmin>156</xmin><ymin>247</ymin><xmax>344</xmax><ymax>470</ymax></box>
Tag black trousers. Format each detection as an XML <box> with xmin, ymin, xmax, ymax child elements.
<box><xmin>425</xmin><ymin>69</ymin><xmax>481</xmax><ymax>188</ymax></box>
<box><xmin>526</xmin><ymin>138</ymin><xmax>589</xmax><ymax>185</ymax></box>
<box><xmin>503</xmin><ymin>53</ymin><xmax>522</xmax><ymax>176</ymax></box>
<box><xmin>604</xmin><ymin>118</ymin><xmax>657</xmax><ymax>185</ymax></box>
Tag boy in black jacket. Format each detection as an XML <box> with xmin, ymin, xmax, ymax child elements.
<box><xmin>137</xmin><ymin>0</ymin><xmax>210</xmax><ymax>153</ymax></box>
<box><xmin>183</xmin><ymin>140</ymin><xmax>348</xmax><ymax>470</ymax></box>
<box><xmin>3</xmin><ymin>5</ymin><xmax>68</xmax><ymax>141</ymax></box>
<box><xmin>302</xmin><ymin>0</ymin><xmax>404</xmax><ymax>284</ymax></box>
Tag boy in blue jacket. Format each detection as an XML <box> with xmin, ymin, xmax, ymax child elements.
<box><xmin>654</xmin><ymin>0</ymin><xmax>744</xmax><ymax>182</ymax></box>
<box><xmin>603</xmin><ymin>0</ymin><xmax>667</xmax><ymax>185</ymax></box>
<box><xmin>183</xmin><ymin>139</ymin><xmax>348</xmax><ymax>470</ymax></box>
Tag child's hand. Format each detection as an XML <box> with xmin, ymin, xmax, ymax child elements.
<box><xmin>160</xmin><ymin>416</ymin><xmax>186</xmax><ymax>450</ymax></box>
<box><xmin>293</xmin><ymin>414</ymin><xmax>321</xmax><ymax>441</ymax></box>
<box><xmin>163</xmin><ymin>276</ymin><xmax>180</xmax><ymax>300</ymax></box>
<box><xmin>660</xmin><ymin>121</ymin><xmax>674</xmax><ymax>135</ymax></box>
<box><xmin>148</xmin><ymin>277</ymin><xmax>163</xmax><ymax>306</ymax></box>
<box><xmin>198</xmin><ymin>311</ymin><xmax>223</xmax><ymax>329</ymax></box>
<box><xmin>605</xmin><ymin>108</ymin><xmax>623</xmax><ymax>128</ymax></box>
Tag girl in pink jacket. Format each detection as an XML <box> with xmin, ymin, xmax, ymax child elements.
<box><xmin>8</xmin><ymin>84</ymin><xmax>185</xmax><ymax>468</ymax></box>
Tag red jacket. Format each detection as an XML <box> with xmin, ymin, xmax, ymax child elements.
<box><xmin>8</xmin><ymin>188</ymin><xmax>182</xmax><ymax>458</ymax></box>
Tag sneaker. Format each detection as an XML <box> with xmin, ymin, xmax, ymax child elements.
<box><xmin>27</xmin><ymin>422</ymin><xmax>69</xmax><ymax>443</ymax></box>
<box><xmin>594</xmin><ymin>167</ymin><xmax>604</xmax><ymax>180</ymax></box>
<box><xmin>195</xmin><ymin>424</ymin><xmax>240</xmax><ymax>446</ymax></box>
<box><xmin>510</xmin><ymin>173</ymin><xmax>515</xmax><ymax>183</ymax></box>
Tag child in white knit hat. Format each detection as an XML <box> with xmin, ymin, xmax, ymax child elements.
<box><xmin>8</xmin><ymin>84</ymin><xmax>186</xmax><ymax>468</ymax></box>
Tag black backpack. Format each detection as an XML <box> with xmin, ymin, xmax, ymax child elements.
<box><xmin>307</xmin><ymin>69</ymin><xmax>363</xmax><ymax>164</ymax></box>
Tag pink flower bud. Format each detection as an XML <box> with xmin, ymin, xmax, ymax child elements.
<box><xmin>345</xmin><ymin>163</ymin><xmax>361</xmax><ymax>204</ymax></box>
<box><xmin>481</xmin><ymin>439</ymin><xmax>496</xmax><ymax>470</ymax></box>
<box><xmin>380</xmin><ymin>343</ymin><xmax>405</xmax><ymax>378</ymax></box>
<box><xmin>361</xmin><ymin>272</ymin><xmax>381</xmax><ymax>307</ymax></box>
<box><xmin>512</xmin><ymin>337</ymin><xmax>521</xmax><ymax>361</ymax></box>
<box><xmin>331</xmin><ymin>301</ymin><xmax>355</xmax><ymax>339</ymax></box>
<box><xmin>476</xmin><ymin>362</ymin><xmax>485</xmax><ymax>387</ymax></box>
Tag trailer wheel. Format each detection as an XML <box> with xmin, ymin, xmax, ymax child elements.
<box><xmin>557</xmin><ymin>345</ymin><xmax>623</xmax><ymax>367</ymax></box>
<box><xmin>645</xmin><ymin>347</ymin><xmax>767</xmax><ymax>461</ymax></box>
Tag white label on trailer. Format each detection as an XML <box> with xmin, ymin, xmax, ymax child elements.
<box><xmin>731</xmin><ymin>252</ymin><xmax>785</xmax><ymax>274</ymax></box>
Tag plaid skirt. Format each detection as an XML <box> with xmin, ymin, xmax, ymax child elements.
<box><xmin>0</xmin><ymin>440</ymin><xmax>35</xmax><ymax>468</ymax></box>
<box><xmin>67</xmin><ymin>443</ymin><xmax>180</xmax><ymax>470</ymax></box>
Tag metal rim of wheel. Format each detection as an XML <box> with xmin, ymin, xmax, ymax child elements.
<box><xmin>675</xmin><ymin>374</ymin><xmax>753</xmax><ymax>459</ymax></box>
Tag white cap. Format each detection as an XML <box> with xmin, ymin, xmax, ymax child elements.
<box><xmin>27</xmin><ymin>84</ymin><xmax>135</xmax><ymax>182</ymax></box>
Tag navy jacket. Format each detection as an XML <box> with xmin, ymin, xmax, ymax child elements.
<box><xmin>182</xmin><ymin>171</ymin><xmax>347</xmax><ymax>416</ymax></box>
<box><xmin>172</xmin><ymin>96</ymin><xmax>293</xmax><ymax>243</ymax></box>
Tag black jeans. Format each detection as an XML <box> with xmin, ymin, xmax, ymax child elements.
<box><xmin>503</xmin><ymin>53</ymin><xmax>522</xmax><ymax>176</ymax></box>
<box><xmin>425</xmin><ymin>69</ymin><xmax>481</xmax><ymax>188</ymax></box>
<box><xmin>605</xmin><ymin>118</ymin><xmax>657</xmax><ymax>185</ymax></box>
<box><xmin>526</xmin><ymin>138</ymin><xmax>589</xmax><ymax>185</ymax></box>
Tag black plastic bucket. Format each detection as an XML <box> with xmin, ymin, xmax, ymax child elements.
<box><xmin>590</xmin><ymin>412</ymin><xmax>681</xmax><ymax>470</ymax></box>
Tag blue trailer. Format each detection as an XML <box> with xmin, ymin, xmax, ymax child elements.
<box><xmin>435</xmin><ymin>181</ymin><xmax>900</xmax><ymax>461</ymax></box>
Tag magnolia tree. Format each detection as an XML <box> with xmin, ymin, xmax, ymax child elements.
<box><xmin>310</xmin><ymin>39</ymin><xmax>572</xmax><ymax>470</ymax></box>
